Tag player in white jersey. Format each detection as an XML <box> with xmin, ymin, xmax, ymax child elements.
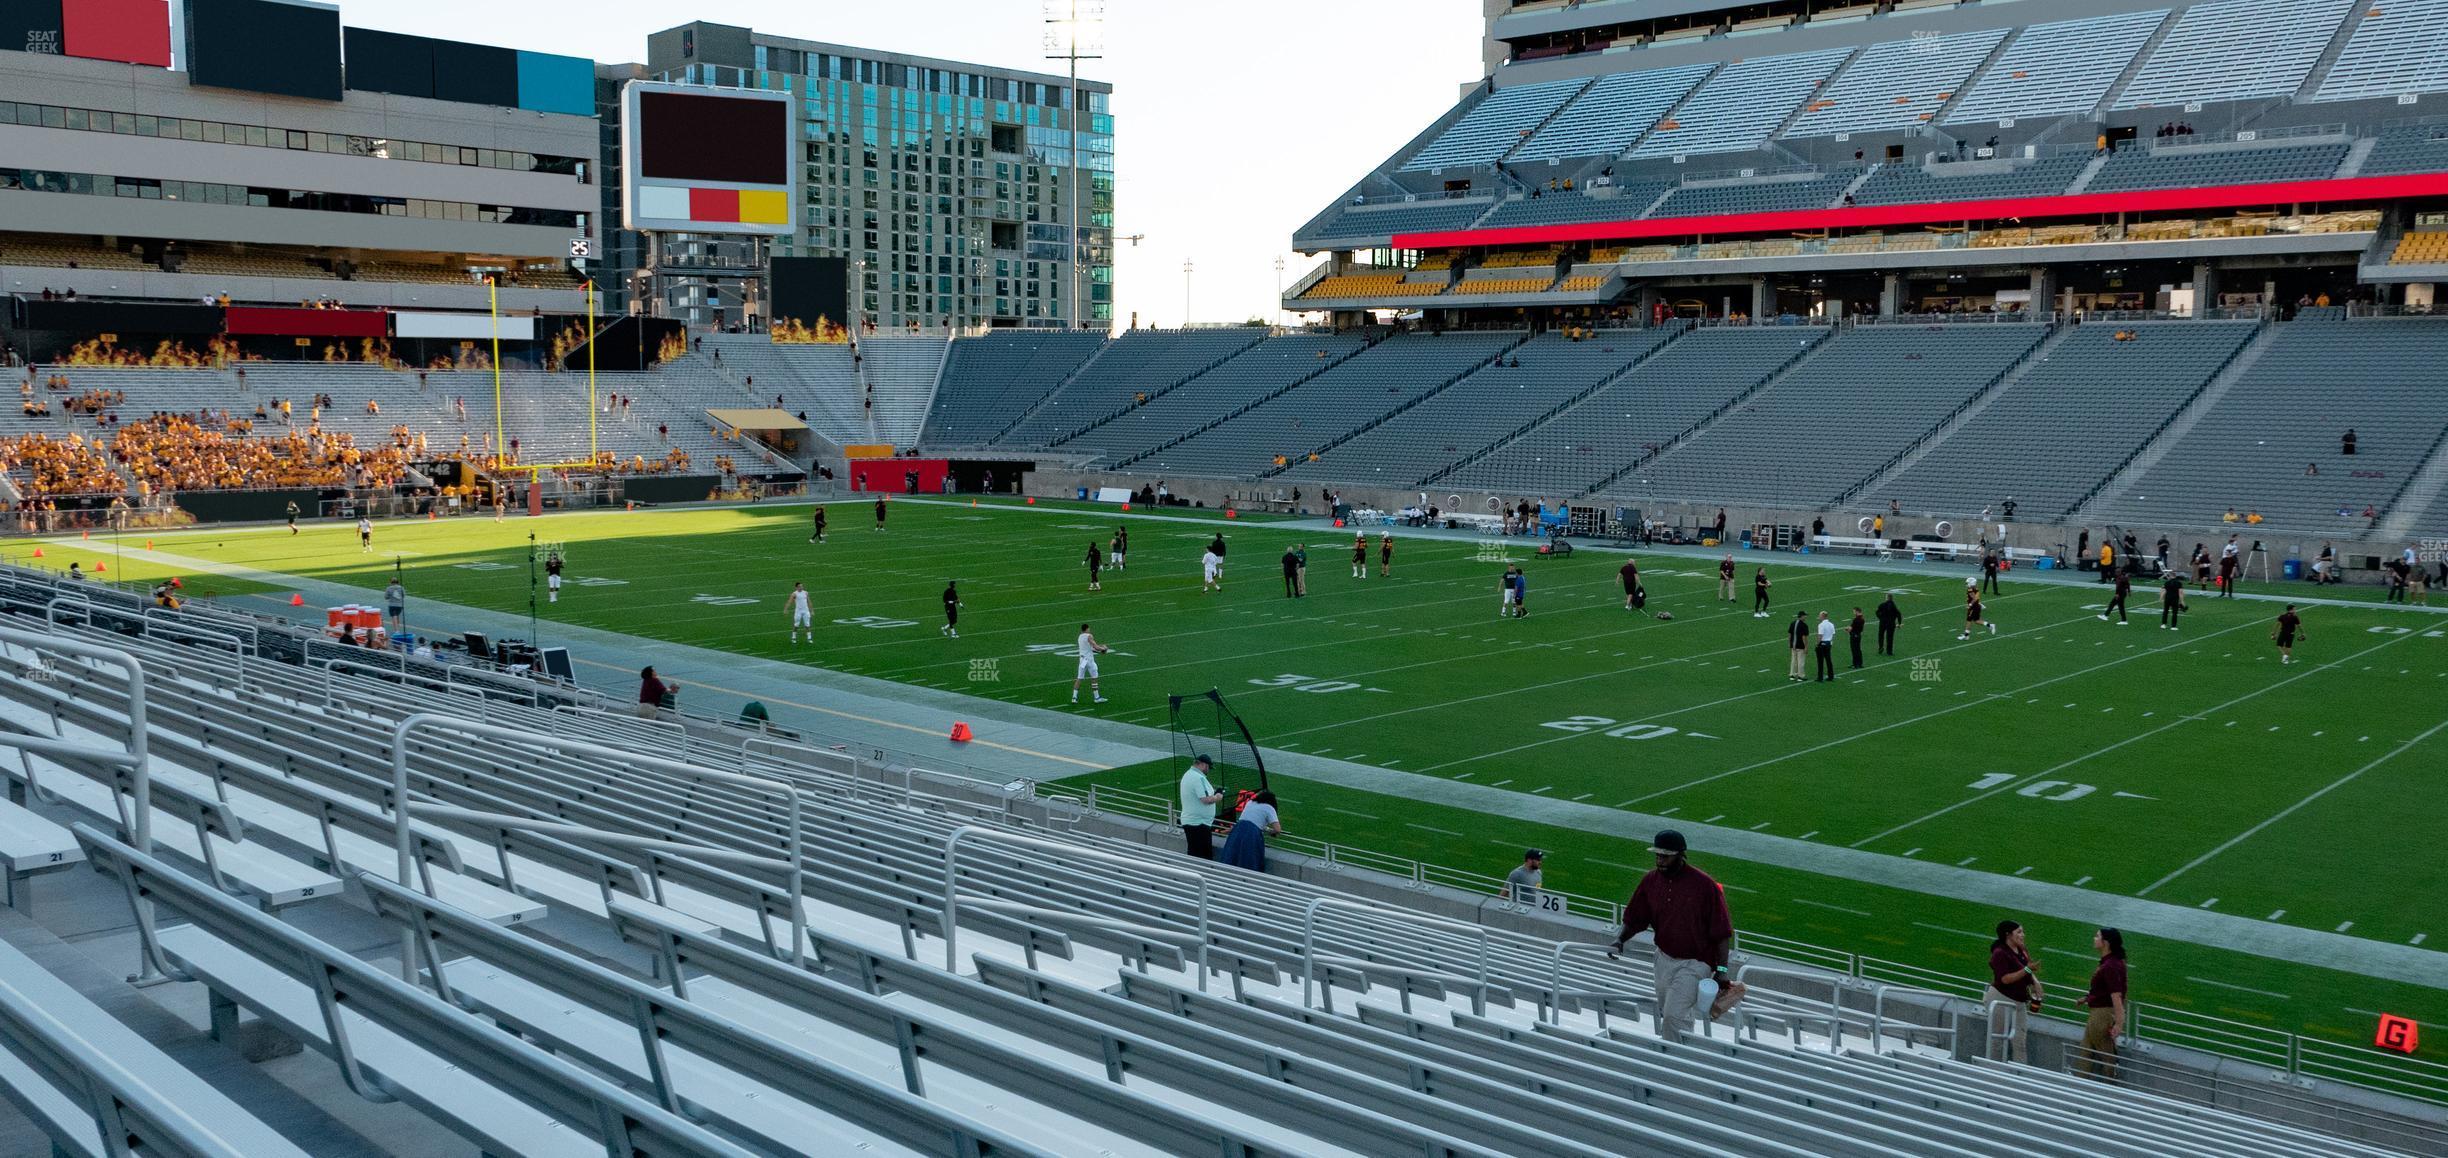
<box><xmin>1201</xmin><ymin>548</ymin><xmax>1222</xmax><ymax>593</ymax></box>
<box><xmin>787</xmin><ymin>582</ymin><xmax>813</xmax><ymax>643</ymax></box>
<box><xmin>1072</xmin><ymin>622</ymin><xmax>1109</xmax><ymax>704</ymax></box>
<box><xmin>357</xmin><ymin>517</ymin><xmax>373</xmax><ymax>553</ymax></box>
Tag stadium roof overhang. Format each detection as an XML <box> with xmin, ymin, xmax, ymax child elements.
<box><xmin>707</xmin><ymin>408</ymin><xmax>808</xmax><ymax>431</ymax></box>
<box><xmin>1391</xmin><ymin>171</ymin><xmax>2448</xmax><ymax>250</ymax></box>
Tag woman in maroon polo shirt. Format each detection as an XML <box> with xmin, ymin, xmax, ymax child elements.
<box><xmin>2077</xmin><ymin>927</ymin><xmax>2128</xmax><ymax>1079</ymax></box>
<box><xmin>1986</xmin><ymin>920</ymin><xmax>2043</xmax><ymax>1063</ymax></box>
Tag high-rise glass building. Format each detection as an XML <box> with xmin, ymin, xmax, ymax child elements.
<box><xmin>599</xmin><ymin>21</ymin><xmax>1113</xmax><ymax>331</ymax></box>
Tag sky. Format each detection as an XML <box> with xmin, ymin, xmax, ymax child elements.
<box><xmin>333</xmin><ymin>0</ymin><xmax>1487</xmax><ymax>330</ymax></box>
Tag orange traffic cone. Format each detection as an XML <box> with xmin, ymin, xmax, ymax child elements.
<box><xmin>289</xmin><ymin>593</ymin><xmax>306</xmax><ymax>607</ymax></box>
<box><xmin>29</xmin><ymin>548</ymin><xmax>40</xmax><ymax>558</ymax></box>
<box><xmin>144</xmin><ymin>540</ymin><xmax>153</xmax><ymax>550</ymax></box>
<box><xmin>1025</xmin><ymin>497</ymin><xmax>1036</xmax><ymax>505</ymax></box>
<box><xmin>169</xmin><ymin>577</ymin><xmax>182</xmax><ymax>588</ymax></box>
<box><xmin>1225</xmin><ymin>509</ymin><xmax>1239</xmax><ymax>520</ymax></box>
<box><xmin>80</xmin><ymin>530</ymin><xmax>89</xmax><ymax>540</ymax></box>
<box><xmin>1121</xmin><ymin>502</ymin><xmax>1132</xmax><ymax>512</ymax></box>
<box><xmin>970</xmin><ymin>499</ymin><xmax>976</xmax><ymax>507</ymax></box>
<box><xmin>948</xmin><ymin>722</ymin><xmax>974</xmax><ymax>743</ymax></box>
<box><xmin>91</xmin><ymin>562</ymin><xmax>104</xmax><ymax>573</ymax></box>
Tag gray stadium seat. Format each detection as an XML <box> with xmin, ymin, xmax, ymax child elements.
<box><xmin>1621</xmin><ymin>323</ymin><xmax>2048</xmax><ymax>507</ymax></box>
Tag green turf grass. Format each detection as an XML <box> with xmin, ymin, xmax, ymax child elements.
<box><xmin>147</xmin><ymin>500</ymin><xmax>2448</xmax><ymax>1064</ymax></box>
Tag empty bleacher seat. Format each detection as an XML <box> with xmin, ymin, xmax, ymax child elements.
<box><xmin>0</xmin><ymin>586</ymin><xmax>2420</xmax><ymax>1158</ymax></box>
<box><xmin>2085</xmin><ymin>142</ymin><xmax>2350</xmax><ymax>193</ymax></box>
<box><xmin>1304</xmin><ymin>198</ymin><xmax>1495</xmax><ymax>244</ymax></box>
<box><xmin>2113</xmin><ymin>0</ymin><xmax>2356</xmax><ymax>110</ymax></box>
<box><xmin>2358</xmin><ymin>124</ymin><xmax>2448</xmax><ymax>177</ymax></box>
<box><xmin>1881</xmin><ymin>321</ymin><xmax>2258</xmax><ymax>520</ymax></box>
<box><xmin>1448</xmin><ymin>327</ymin><xmax>1830</xmax><ymax>494</ymax></box>
<box><xmin>1277</xmin><ymin>329</ymin><xmax>1678</xmax><ymax>486</ymax></box>
<box><xmin>2094</xmin><ymin>318</ymin><xmax>2448</xmax><ymax>530</ymax></box>
<box><xmin>0</xmin><ymin>935</ymin><xmax>316</xmax><ymax>1158</ymax></box>
<box><xmin>2390</xmin><ymin>231</ymin><xmax>2448</xmax><ymax>264</ymax></box>
<box><xmin>1784</xmin><ymin>29</ymin><xmax>2009</xmax><ymax>139</ymax></box>
<box><xmin>1400</xmin><ymin>77</ymin><xmax>1593</xmax><ymax>171</ymax></box>
<box><xmin>1055</xmin><ymin>333</ymin><xmax>1368</xmax><ymax>463</ymax></box>
<box><xmin>998</xmin><ymin>328</ymin><xmax>1267</xmax><ymax>447</ymax></box>
<box><xmin>1626</xmin><ymin>323</ymin><xmax>2048</xmax><ymax>506</ymax></box>
<box><xmin>2309</xmin><ymin>0</ymin><xmax>2448</xmax><ymax>103</ymax></box>
<box><xmin>1633</xmin><ymin>47</ymin><xmax>1854</xmax><ymax>159</ymax></box>
<box><xmin>1849</xmin><ymin>153</ymin><xmax>2090</xmax><ymax>207</ymax></box>
<box><xmin>1510</xmin><ymin>64</ymin><xmax>1717</xmax><ymax>163</ymax></box>
<box><xmin>1945</xmin><ymin>10</ymin><xmax>2168</xmax><ymax>125</ymax></box>
<box><xmin>921</xmin><ymin>331</ymin><xmax>1106</xmax><ymax>446</ymax></box>
<box><xmin>1651</xmin><ymin>170</ymin><xmax>1860</xmax><ymax>219</ymax></box>
<box><xmin>1131</xmin><ymin>331</ymin><xmax>1522</xmax><ymax>477</ymax></box>
<box><xmin>1476</xmin><ymin>182</ymin><xmax>1675</xmax><ymax>229</ymax></box>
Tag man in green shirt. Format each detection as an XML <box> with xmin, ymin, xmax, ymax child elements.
<box><xmin>1179</xmin><ymin>754</ymin><xmax>1225</xmax><ymax>859</ymax></box>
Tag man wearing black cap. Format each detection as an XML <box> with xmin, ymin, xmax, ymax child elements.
<box><xmin>1504</xmin><ymin>849</ymin><xmax>1545</xmax><ymax>904</ymax></box>
<box><xmin>1610</xmin><ymin>830</ymin><xmax>1744</xmax><ymax>1038</ymax></box>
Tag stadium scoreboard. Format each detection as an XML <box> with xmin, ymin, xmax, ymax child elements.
<box><xmin>620</xmin><ymin>80</ymin><xmax>795</xmax><ymax>236</ymax></box>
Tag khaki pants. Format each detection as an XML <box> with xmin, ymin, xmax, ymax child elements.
<box><xmin>1984</xmin><ymin>987</ymin><xmax>2030</xmax><ymax>1062</ymax></box>
<box><xmin>1788</xmin><ymin>647</ymin><xmax>1806</xmax><ymax>679</ymax></box>
<box><xmin>634</xmin><ymin>702</ymin><xmax>660</xmax><ymax>720</ymax></box>
<box><xmin>2078</xmin><ymin>1007</ymin><xmax>2119</xmax><ymax>1080</ymax></box>
<box><xmin>1719</xmin><ymin>577</ymin><xmax>1734</xmax><ymax>600</ymax></box>
<box><xmin>1654</xmin><ymin>952</ymin><xmax>1712</xmax><ymax>1040</ymax></box>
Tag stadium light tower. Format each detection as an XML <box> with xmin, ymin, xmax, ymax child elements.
<box><xmin>1044</xmin><ymin>0</ymin><xmax>1104</xmax><ymax>332</ymax></box>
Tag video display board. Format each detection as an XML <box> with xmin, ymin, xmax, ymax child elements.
<box><xmin>184</xmin><ymin>0</ymin><xmax>342</xmax><ymax>101</ymax></box>
<box><xmin>620</xmin><ymin>81</ymin><xmax>793</xmax><ymax>235</ymax></box>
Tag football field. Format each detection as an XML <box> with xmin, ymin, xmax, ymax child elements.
<box><xmin>67</xmin><ymin>496</ymin><xmax>2448</xmax><ymax>1062</ymax></box>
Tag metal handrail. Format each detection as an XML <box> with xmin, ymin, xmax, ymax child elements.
<box><xmin>0</xmin><ymin>628</ymin><xmax>180</xmax><ymax>983</ymax></box>
<box><xmin>1544</xmin><ymin>942</ymin><xmax>1638</xmax><ymax>1025</ymax></box>
<box><xmin>942</xmin><ymin>825</ymin><xmax>1210</xmax><ymax>990</ymax></box>
<box><xmin>388</xmin><ymin>714</ymin><xmax>807</xmax><ymax>979</ymax></box>
<box><xmin>1301</xmin><ymin>896</ymin><xmax>1489</xmax><ymax>1016</ymax></box>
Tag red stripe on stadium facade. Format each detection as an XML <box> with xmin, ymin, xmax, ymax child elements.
<box><xmin>1389</xmin><ymin>171</ymin><xmax>2448</xmax><ymax>250</ymax></box>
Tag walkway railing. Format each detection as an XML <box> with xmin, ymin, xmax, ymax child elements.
<box><xmin>1035</xmin><ymin>781</ymin><xmax>2448</xmax><ymax>1108</ymax></box>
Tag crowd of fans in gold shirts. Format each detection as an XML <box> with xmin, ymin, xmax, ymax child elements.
<box><xmin>5</xmin><ymin>366</ymin><xmax>732</xmax><ymax>523</ymax></box>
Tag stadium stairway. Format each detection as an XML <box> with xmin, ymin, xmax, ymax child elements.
<box><xmin>1856</xmin><ymin>320</ymin><xmax>2265</xmax><ymax>522</ymax></box>
<box><xmin>994</xmin><ymin>328</ymin><xmax>1268</xmax><ymax>449</ymax></box>
<box><xmin>1278</xmin><ymin>326</ymin><xmax>1688</xmax><ymax>489</ymax></box>
<box><xmin>857</xmin><ymin>336</ymin><xmax>950</xmax><ymax>449</ymax></box>
<box><xmin>1123</xmin><ymin>331</ymin><xmax>1527</xmax><ymax>479</ymax></box>
<box><xmin>1839</xmin><ymin>321</ymin><xmax>2079</xmax><ymax>509</ymax></box>
<box><xmin>2058</xmin><ymin>320</ymin><xmax>2282</xmax><ymax>527</ymax></box>
<box><xmin>1052</xmin><ymin>332</ymin><xmax>1373</xmax><ymax>467</ymax></box>
<box><xmin>2374</xmin><ymin>430</ymin><xmax>2448</xmax><ymax>541</ymax></box>
<box><xmin>1611</xmin><ymin>323</ymin><xmax>2050</xmax><ymax>507</ymax></box>
<box><xmin>0</xmin><ymin>605</ymin><xmax>2422</xmax><ymax>1156</ymax></box>
<box><xmin>1439</xmin><ymin>325</ymin><xmax>1824</xmax><ymax>497</ymax></box>
<box><xmin>921</xmin><ymin>332</ymin><xmax>1109</xmax><ymax>448</ymax></box>
<box><xmin>2082</xmin><ymin>318</ymin><xmax>2448</xmax><ymax>533</ymax></box>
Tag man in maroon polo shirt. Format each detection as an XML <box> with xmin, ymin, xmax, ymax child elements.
<box><xmin>1608</xmin><ymin>830</ymin><xmax>1746</xmax><ymax>1038</ymax></box>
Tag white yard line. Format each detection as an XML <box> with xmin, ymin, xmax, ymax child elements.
<box><xmin>1858</xmin><ymin>626</ymin><xmax>2425</xmax><ymax>850</ymax></box>
<box><xmin>2186</xmin><ymin>976</ymin><xmax>2292</xmax><ymax>1000</ymax></box>
<box><xmin>2139</xmin><ymin>712</ymin><xmax>2448</xmax><ymax>896</ymax></box>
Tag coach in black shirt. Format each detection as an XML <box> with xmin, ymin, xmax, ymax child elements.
<box><xmin>1875</xmin><ymin>596</ymin><xmax>1903</xmax><ymax>656</ymax></box>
